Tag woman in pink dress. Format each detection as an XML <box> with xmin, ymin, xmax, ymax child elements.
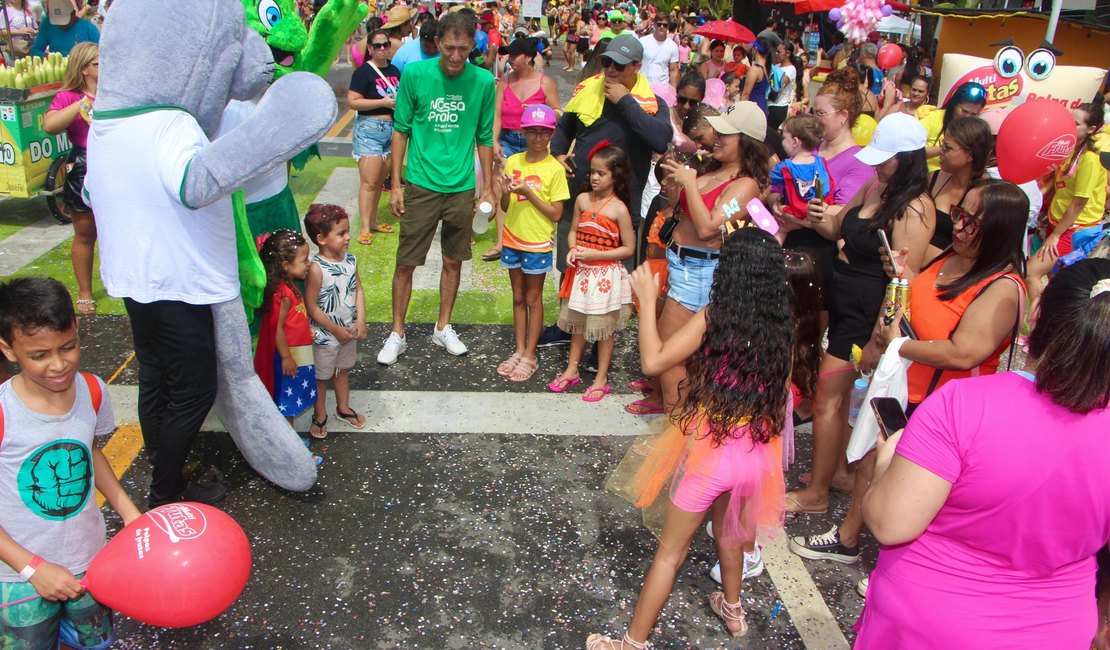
<box><xmin>859</xmin><ymin>257</ymin><xmax>1110</xmax><ymax>648</ymax></box>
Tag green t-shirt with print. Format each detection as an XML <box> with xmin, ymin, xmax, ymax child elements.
<box><xmin>394</xmin><ymin>58</ymin><xmax>495</xmax><ymax>194</ymax></box>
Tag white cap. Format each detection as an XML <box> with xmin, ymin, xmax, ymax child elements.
<box><xmin>855</xmin><ymin>112</ymin><xmax>927</xmax><ymax>166</ymax></box>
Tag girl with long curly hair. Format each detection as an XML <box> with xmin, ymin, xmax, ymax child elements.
<box><xmin>592</xmin><ymin>229</ymin><xmax>793</xmax><ymax>648</ymax></box>
<box><xmin>251</xmin><ymin>230</ymin><xmax>322</xmax><ymax>465</ymax></box>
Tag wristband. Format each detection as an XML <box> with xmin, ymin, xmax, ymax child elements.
<box><xmin>19</xmin><ymin>555</ymin><xmax>43</xmax><ymax>581</ymax></box>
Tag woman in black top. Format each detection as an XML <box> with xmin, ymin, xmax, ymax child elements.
<box><xmin>348</xmin><ymin>28</ymin><xmax>401</xmax><ymax>245</ymax></box>
<box><xmin>924</xmin><ymin>116</ymin><xmax>991</xmax><ymax>261</ymax></box>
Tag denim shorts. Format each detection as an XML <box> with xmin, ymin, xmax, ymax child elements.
<box><xmin>499</xmin><ymin>130</ymin><xmax>527</xmax><ymax>157</ymax></box>
<box><xmin>501</xmin><ymin>246</ymin><xmax>553</xmax><ymax>274</ymax></box>
<box><xmin>665</xmin><ymin>246</ymin><xmax>719</xmax><ymax>312</ymax></box>
<box><xmin>352</xmin><ymin>115</ymin><xmax>393</xmax><ymax>159</ymax></box>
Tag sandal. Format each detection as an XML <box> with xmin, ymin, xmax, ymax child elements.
<box><xmin>373</xmin><ymin>223</ymin><xmax>394</xmax><ymax>233</ymax></box>
<box><xmin>582</xmin><ymin>384</ymin><xmax>611</xmax><ymax>403</ymax></box>
<box><xmin>709</xmin><ymin>591</ymin><xmax>748</xmax><ymax>638</ymax></box>
<box><xmin>76</xmin><ymin>299</ymin><xmax>96</xmax><ymax>315</ymax></box>
<box><xmin>357</xmin><ymin>232</ymin><xmax>373</xmax><ymax>245</ymax></box>
<box><xmin>508</xmin><ymin>356</ymin><xmax>538</xmax><ymax>382</ymax></box>
<box><xmin>313</xmin><ymin>454</ymin><xmax>324</xmax><ymax>467</ymax></box>
<box><xmin>497</xmin><ymin>353</ymin><xmax>522</xmax><ymax>377</ymax></box>
<box><xmin>624</xmin><ymin>398</ymin><xmax>664</xmax><ymax>415</ymax></box>
<box><xmin>309</xmin><ymin>415</ymin><xmax>328</xmax><ymax>439</ymax></box>
<box><xmin>335</xmin><ymin>408</ymin><xmax>366</xmax><ymax>430</ymax></box>
<box><xmin>586</xmin><ymin>633</ymin><xmax>650</xmax><ymax>649</ymax></box>
<box><xmin>785</xmin><ymin>491</ymin><xmax>828</xmax><ymax>515</ymax></box>
<box><xmin>627</xmin><ymin>377</ymin><xmax>653</xmax><ymax>393</ymax></box>
<box><xmin>480</xmin><ymin>247</ymin><xmax>502</xmax><ymax>262</ymax></box>
<box><xmin>546</xmin><ymin>375</ymin><xmax>581</xmax><ymax>393</ymax></box>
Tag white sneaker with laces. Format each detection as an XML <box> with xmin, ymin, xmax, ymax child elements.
<box><xmin>856</xmin><ymin>576</ymin><xmax>869</xmax><ymax>598</ymax></box>
<box><xmin>431</xmin><ymin>324</ymin><xmax>468</xmax><ymax>356</ymax></box>
<box><xmin>709</xmin><ymin>545</ymin><xmax>764</xmax><ymax>584</ymax></box>
<box><xmin>376</xmin><ymin>332</ymin><xmax>407</xmax><ymax>365</ymax></box>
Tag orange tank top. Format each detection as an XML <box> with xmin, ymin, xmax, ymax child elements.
<box><xmin>906</xmin><ymin>255</ymin><xmax>1024</xmax><ymax>403</ymax></box>
<box><xmin>574</xmin><ymin>194</ymin><xmax>621</xmax><ymax>266</ymax></box>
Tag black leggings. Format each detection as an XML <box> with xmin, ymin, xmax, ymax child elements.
<box><xmin>125</xmin><ymin>299</ymin><xmax>218</xmax><ymax>508</ymax></box>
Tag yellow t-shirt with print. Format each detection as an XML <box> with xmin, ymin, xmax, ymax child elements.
<box><xmin>502</xmin><ymin>152</ymin><xmax>571</xmax><ymax>253</ymax></box>
<box><xmin>920</xmin><ymin>108</ymin><xmax>946</xmax><ymax>173</ymax></box>
<box><xmin>1050</xmin><ymin>148</ymin><xmax>1108</xmax><ymax>228</ymax></box>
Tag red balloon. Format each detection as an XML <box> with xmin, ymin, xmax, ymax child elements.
<box><xmin>876</xmin><ymin>43</ymin><xmax>903</xmax><ymax>70</ymax></box>
<box><xmin>84</xmin><ymin>503</ymin><xmax>251</xmax><ymax>628</ymax></box>
<box><xmin>996</xmin><ymin>99</ymin><xmax>1077</xmax><ymax>185</ymax></box>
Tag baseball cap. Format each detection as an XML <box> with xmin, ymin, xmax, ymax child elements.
<box><xmin>706</xmin><ymin>101</ymin><xmax>767</xmax><ymax>142</ymax></box>
<box><xmin>607</xmin><ymin>9</ymin><xmax>626</xmax><ymax>22</ymax></box>
<box><xmin>47</xmin><ymin>0</ymin><xmax>75</xmax><ymax>26</ymax></box>
<box><xmin>382</xmin><ymin>5</ymin><xmax>413</xmax><ymax>29</ymax></box>
<box><xmin>855</xmin><ymin>112</ymin><xmax>927</xmax><ymax>165</ymax></box>
<box><xmin>600</xmin><ymin>33</ymin><xmax>643</xmax><ymax>65</ymax></box>
<box><xmin>521</xmin><ymin>104</ymin><xmax>557</xmax><ymax>130</ymax></box>
<box><xmin>479</xmin><ymin>11</ymin><xmax>495</xmax><ymax>24</ymax></box>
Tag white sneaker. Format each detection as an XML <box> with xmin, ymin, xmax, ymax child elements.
<box><xmin>376</xmin><ymin>332</ymin><xmax>407</xmax><ymax>365</ymax></box>
<box><xmin>431</xmin><ymin>324</ymin><xmax>468</xmax><ymax>356</ymax></box>
<box><xmin>709</xmin><ymin>545</ymin><xmax>764</xmax><ymax>583</ymax></box>
<box><xmin>856</xmin><ymin>576</ymin><xmax>869</xmax><ymax>598</ymax></box>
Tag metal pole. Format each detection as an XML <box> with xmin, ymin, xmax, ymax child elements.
<box><xmin>1045</xmin><ymin>0</ymin><xmax>1061</xmax><ymax>42</ymax></box>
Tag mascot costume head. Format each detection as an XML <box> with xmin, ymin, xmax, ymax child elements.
<box><xmin>86</xmin><ymin>0</ymin><xmax>338</xmax><ymax>496</ymax></box>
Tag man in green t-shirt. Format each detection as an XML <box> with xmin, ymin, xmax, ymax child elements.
<box><xmin>380</xmin><ymin>11</ymin><xmax>495</xmax><ymax>366</ymax></box>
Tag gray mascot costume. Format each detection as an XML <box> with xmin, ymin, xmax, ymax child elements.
<box><xmin>85</xmin><ymin>0</ymin><xmax>336</xmax><ymax>503</ymax></box>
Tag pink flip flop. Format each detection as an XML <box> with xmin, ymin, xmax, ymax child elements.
<box><xmin>547</xmin><ymin>376</ymin><xmax>582</xmax><ymax>393</ymax></box>
<box><xmin>624</xmin><ymin>398</ymin><xmax>664</xmax><ymax>415</ymax></box>
<box><xmin>582</xmin><ymin>385</ymin><xmax>612</xmax><ymax>403</ymax></box>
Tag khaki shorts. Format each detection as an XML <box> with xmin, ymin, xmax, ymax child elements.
<box><xmin>396</xmin><ymin>184</ymin><xmax>474</xmax><ymax>267</ymax></box>
<box><xmin>313</xmin><ymin>340</ymin><xmax>357</xmax><ymax>378</ymax></box>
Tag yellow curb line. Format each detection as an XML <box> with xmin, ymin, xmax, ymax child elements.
<box><xmin>96</xmin><ymin>352</ymin><xmax>141</xmax><ymax>507</ymax></box>
<box><xmin>325</xmin><ymin>109</ymin><xmax>356</xmax><ymax>139</ymax></box>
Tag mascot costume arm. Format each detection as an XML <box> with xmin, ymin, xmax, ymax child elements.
<box><xmin>94</xmin><ymin>0</ymin><xmax>337</xmax><ymax>492</ymax></box>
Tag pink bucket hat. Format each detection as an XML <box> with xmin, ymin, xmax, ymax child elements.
<box><xmin>521</xmin><ymin>104</ymin><xmax>557</xmax><ymax>130</ymax></box>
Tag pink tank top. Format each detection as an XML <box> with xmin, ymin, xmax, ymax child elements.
<box><xmin>501</xmin><ymin>75</ymin><xmax>547</xmax><ymax>130</ymax></box>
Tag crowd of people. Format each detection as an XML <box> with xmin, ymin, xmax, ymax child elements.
<box><xmin>2</xmin><ymin>0</ymin><xmax>1110</xmax><ymax>648</ymax></box>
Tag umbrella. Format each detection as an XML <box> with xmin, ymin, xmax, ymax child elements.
<box><xmin>694</xmin><ymin>20</ymin><xmax>757</xmax><ymax>44</ymax></box>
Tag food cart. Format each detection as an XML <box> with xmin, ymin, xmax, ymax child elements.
<box><xmin>0</xmin><ymin>85</ymin><xmax>73</xmax><ymax>222</ymax></box>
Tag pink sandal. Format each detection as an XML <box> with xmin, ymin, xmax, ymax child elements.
<box><xmin>547</xmin><ymin>376</ymin><xmax>582</xmax><ymax>393</ymax></box>
<box><xmin>582</xmin><ymin>385</ymin><xmax>611</xmax><ymax>403</ymax></box>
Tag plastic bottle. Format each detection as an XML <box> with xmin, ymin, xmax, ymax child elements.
<box><xmin>847</xmin><ymin>377</ymin><xmax>870</xmax><ymax>427</ymax></box>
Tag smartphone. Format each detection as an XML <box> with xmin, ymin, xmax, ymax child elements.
<box><xmin>745</xmin><ymin>198</ymin><xmax>780</xmax><ymax>236</ymax></box>
<box><xmin>871</xmin><ymin>397</ymin><xmax>908</xmax><ymax>441</ymax></box>
<box><xmin>876</xmin><ymin>229</ymin><xmax>900</xmax><ymax>277</ymax></box>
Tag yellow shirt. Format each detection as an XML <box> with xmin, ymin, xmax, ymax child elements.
<box><xmin>502</xmin><ymin>152</ymin><xmax>571</xmax><ymax>253</ymax></box>
<box><xmin>1050</xmin><ymin>148</ymin><xmax>1108</xmax><ymax>229</ymax></box>
<box><xmin>919</xmin><ymin>108</ymin><xmax>946</xmax><ymax>173</ymax></box>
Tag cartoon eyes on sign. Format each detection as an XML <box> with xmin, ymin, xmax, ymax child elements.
<box><xmin>992</xmin><ymin>39</ymin><xmax>1059</xmax><ymax>81</ymax></box>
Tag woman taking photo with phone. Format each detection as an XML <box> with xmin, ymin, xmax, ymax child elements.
<box><xmin>857</xmin><ymin>257</ymin><xmax>1110</xmax><ymax>648</ymax></box>
<box><xmin>789</xmin><ymin>180</ymin><xmax>1027</xmax><ymax>577</ymax></box>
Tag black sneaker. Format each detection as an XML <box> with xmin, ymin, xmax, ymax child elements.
<box><xmin>180</xmin><ymin>480</ymin><xmax>229</xmax><ymax>506</ymax></box>
<box><xmin>584</xmin><ymin>344</ymin><xmax>599</xmax><ymax>373</ymax></box>
<box><xmin>787</xmin><ymin>526</ymin><xmax>860</xmax><ymax>564</ymax></box>
<box><xmin>536</xmin><ymin>324</ymin><xmax>571</xmax><ymax>348</ymax></box>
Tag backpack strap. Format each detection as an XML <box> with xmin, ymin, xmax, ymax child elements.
<box><xmin>81</xmin><ymin>372</ymin><xmax>102</xmax><ymax>414</ymax></box>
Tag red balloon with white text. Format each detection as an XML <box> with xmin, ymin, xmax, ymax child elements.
<box><xmin>84</xmin><ymin>503</ymin><xmax>251</xmax><ymax>628</ymax></box>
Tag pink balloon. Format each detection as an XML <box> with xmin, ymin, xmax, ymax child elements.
<box><xmin>84</xmin><ymin>503</ymin><xmax>252</xmax><ymax>628</ymax></box>
<box><xmin>881</xmin><ymin>3</ymin><xmax>893</xmax><ymax>15</ymax></box>
<box><xmin>996</xmin><ymin>99</ymin><xmax>1077</xmax><ymax>185</ymax></box>
<box><xmin>877</xmin><ymin>43</ymin><xmax>903</xmax><ymax>70</ymax></box>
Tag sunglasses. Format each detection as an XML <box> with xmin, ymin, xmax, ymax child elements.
<box><xmin>655</xmin><ymin>22</ymin><xmax>668</xmax><ymax>27</ymax></box>
<box><xmin>940</xmin><ymin>141</ymin><xmax>963</xmax><ymax>155</ymax></box>
<box><xmin>601</xmin><ymin>59</ymin><xmax>628</xmax><ymax>72</ymax></box>
<box><xmin>676</xmin><ymin>96</ymin><xmax>700</xmax><ymax>106</ymax></box>
<box><xmin>371</xmin><ymin>41</ymin><xmax>391</xmax><ymax>49</ymax></box>
<box><xmin>950</xmin><ymin>204</ymin><xmax>982</xmax><ymax>235</ymax></box>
